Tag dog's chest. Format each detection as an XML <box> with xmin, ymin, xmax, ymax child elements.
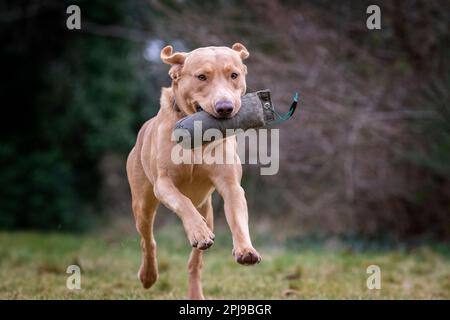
<box><xmin>172</xmin><ymin>164</ymin><xmax>214</xmax><ymax>206</ymax></box>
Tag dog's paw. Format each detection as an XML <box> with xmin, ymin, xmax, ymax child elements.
<box><xmin>188</xmin><ymin>291</ymin><xmax>206</xmax><ymax>300</ymax></box>
<box><xmin>185</xmin><ymin>218</ymin><xmax>215</xmax><ymax>250</ymax></box>
<box><xmin>232</xmin><ymin>247</ymin><xmax>261</xmax><ymax>265</ymax></box>
<box><xmin>138</xmin><ymin>265</ymin><xmax>158</xmax><ymax>289</ymax></box>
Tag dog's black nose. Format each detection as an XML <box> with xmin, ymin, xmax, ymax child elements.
<box><xmin>215</xmin><ymin>100</ymin><xmax>234</xmax><ymax>117</ymax></box>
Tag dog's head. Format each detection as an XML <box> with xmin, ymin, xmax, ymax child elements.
<box><xmin>161</xmin><ymin>43</ymin><xmax>249</xmax><ymax>118</ymax></box>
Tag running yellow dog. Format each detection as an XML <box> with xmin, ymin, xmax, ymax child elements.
<box><xmin>126</xmin><ymin>43</ymin><xmax>261</xmax><ymax>300</ymax></box>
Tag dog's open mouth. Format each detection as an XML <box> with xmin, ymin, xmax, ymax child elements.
<box><xmin>194</xmin><ymin>102</ymin><xmax>203</xmax><ymax>112</ymax></box>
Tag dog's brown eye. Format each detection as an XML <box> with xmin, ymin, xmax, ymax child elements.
<box><xmin>231</xmin><ymin>72</ymin><xmax>239</xmax><ymax>79</ymax></box>
<box><xmin>197</xmin><ymin>74</ymin><xmax>207</xmax><ymax>81</ymax></box>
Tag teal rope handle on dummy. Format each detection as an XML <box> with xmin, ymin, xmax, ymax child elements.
<box><xmin>174</xmin><ymin>90</ymin><xmax>300</xmax><ymax>148</ymax></box>
<box><xmin>270</xmin><ymin>92</ymin><xmax>299</xmax><ymax>124</ymax></box>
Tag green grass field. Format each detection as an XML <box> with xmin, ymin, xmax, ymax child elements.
<box><xmin>0</xmin><ymin>223</ymin><xmax>449</xmax><ymax>299</ymax></box>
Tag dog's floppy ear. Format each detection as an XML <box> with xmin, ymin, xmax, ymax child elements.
<box><xmin>161</xmin><ymin>45</ymin><xmax>187</xmax><ymax>81</ymax></box>
<box><xmin>160</xmin><ymin>45</ymin><xmax>187</xmax><ymax>65</ymax></box>
<box><xmin>232</xmin><ymin>43</ymin><xmax>249</xmax><ymax>60</ymax></box>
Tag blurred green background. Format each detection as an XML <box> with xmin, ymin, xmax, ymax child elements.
<box><xmin>1</xmin><ymin>0</ymin><xmax>449</xmax><ymax>300</ymax></box>
<box><xmin>1</xmin><ymin>0</ymin><xmax>449</xmax><ymax>239</ymax></box>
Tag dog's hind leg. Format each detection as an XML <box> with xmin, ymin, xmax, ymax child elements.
<box><xmin>127</xmin><ymin>148</ymin><xmax>160</xmax><ymax>289</ymax></box>
<box><xmin>188</xmin><ymin>195</ymin><xmax>213</xmax><ymax>300</ymax></box>
<box><xmin>134</xmin><ymin>192</ymin><xmax>159</xmax><ymax>289</ymax></box>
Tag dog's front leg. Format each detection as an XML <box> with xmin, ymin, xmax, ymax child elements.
<box><xmin>154</xmin><ymin>176</ymin><xmax>215</xmax><ymax>250</ymax></box>
<box><xmin>212</xmin><ymin>176</ymin><xmax>261</xmax><ymax>265</ymax></box>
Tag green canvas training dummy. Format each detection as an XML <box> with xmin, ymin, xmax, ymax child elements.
<box><xmin>173</xmin><ymin>90</ymin><xmax>298</xmax><ymax>148</ymax></box>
